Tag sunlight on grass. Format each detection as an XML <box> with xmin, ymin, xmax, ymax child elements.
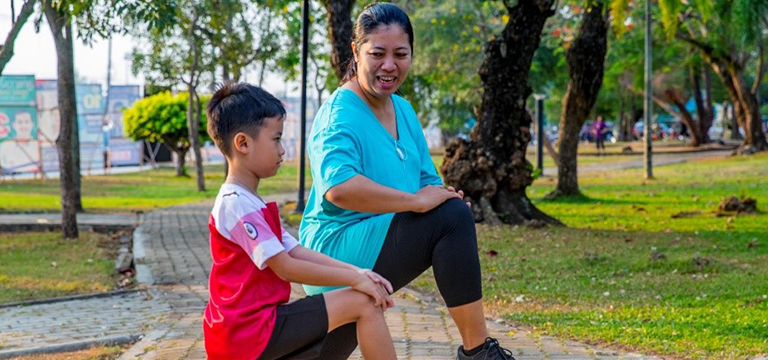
<box><xmin>414</xmin><ymin>152</ymin><xmax>768</xmax><ymax>359</ymax></box>
<box><xmin>0</xmin><ymin>162</ymin><xmax>311</xmax><ymax>213</ymax></box>
<box><xmin>0</xmin><ymin>232</ymin><xmax>119</xmax><ymax>304</ymax></box>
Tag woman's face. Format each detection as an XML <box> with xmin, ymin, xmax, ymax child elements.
<box><xmin>353</xmin><ymin>24</ymin><xmax>412</xmax><ymax>100</ymax></box>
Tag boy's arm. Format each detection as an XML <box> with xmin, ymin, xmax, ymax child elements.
<box><xmin>289</xmin><ymin>246</ymin><xmax>393</xmax><ymax>294</ymax></box>
<box><xmin>265</xmin><ymin>251</ymin><xmax>394</xmax><ymax>309</ymax></box>
<box><xmin>289</xmin><ymin>245</ymin><xmax>357</xmax><ymax>271</ymax></box>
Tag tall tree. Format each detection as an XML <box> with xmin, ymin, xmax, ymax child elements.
<box><xmin>44</xmin><ymin>0</ymin><xmax>78</xmax><ymax>238</ymax></box>
<box><xmin>320</xmin><ymin>0</ymin><xmax>355</xmax><ymax>82</ymax></box>
<box><xmin>0</xmin><ymin>0</ymin><xmax>38</xmax><ymax>75</ymax></box>
<box><xmin>549</xmin><ymin>1</ymin><xmax>609</xmax><ymax>198</ymax></box>
<box><xmin>131</xmin><ymin>1</ymin><xmax>215</xmax><ymax>188</ymax></box>
<box><xmin>441</xmin><ymin>0</ymin><xmax>562</xmax><ymax>226</ymax></box>
<box><xmin>653</xmin><ymin>0</ymin><xmax>768</xmax><ymax>153</ymax></box>
<box><xmin>183</xmin><ymin>3</ymin><xmax>206</xmax><ymax>192</ymax></box>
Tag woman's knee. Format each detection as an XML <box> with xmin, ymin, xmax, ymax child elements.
<box><xmin>437</xmin><ymin>198</ymin><xmax>475</xmax><ymax>231</ymax></box>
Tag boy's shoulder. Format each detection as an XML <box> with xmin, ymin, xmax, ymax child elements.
<box><xmin>211</xmin><ymin>183</ymin><xmax>267</xmax><ymax>232</ymax></box>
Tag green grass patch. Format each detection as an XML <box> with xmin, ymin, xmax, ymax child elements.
<box><xmin>412</xmin><ymin>152</ymin><xmax>768</xmax><ymax>359</ymax></box>
<box><xmin>0</xmin><ymin>232</ymin><xmax>120</xmax><ymax>304</ymax></box>
<box><xmin>0</xmin><ymin>162</ymin><xmax>311</xmax><ymax>213</ymax></box>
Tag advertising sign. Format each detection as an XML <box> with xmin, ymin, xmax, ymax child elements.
<box><xmin>109</xmin><ymin>138</ymin><xmax>142</xmax><ymax>166</ymax></box>
<box><xmin>79</xmin><ymin>113</ymin><xmax>105</xmax><ymax>143</ymax></box>
<box><xmin>35</xmin><ymin>80</ymin><xmax>58</xmax><ymax>110</ymax></box>
<box><xmin>76</xmin><ymin>84</ymin><xmax>105</xmax><ymax>115</ymax></box>
<box><xmin>0</xmin><ymin>76</ymin><xmax>39</xmax><ymax>174</ymax></box>
<box><xmin>0</xmin><ymin>75</ymin><xmax>36</xmax><ymax>107</ymax></box>
<box><xmin>106</xmin><ymin>85</ymin><xmax>141</xmax><ymax>139</ymax></box>
<box><xmin>41</xmin><ymin>142</ymin><xmax>104</xmax><ymax>173</ymax></box>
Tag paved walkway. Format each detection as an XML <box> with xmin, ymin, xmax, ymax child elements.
<box><xmin>115</xmin><ymin>196</ymin><xmax>661</xmax><ymax>360</ymax></box>
<box><xmin>541</xmin><ymin>149</ymin><xmax>733</xmax><ymax>177</ymax></box>
<box><xmin>0</xmin><ymin>291</ymin><xmax>168</xmax><ymax>359</ymax></box>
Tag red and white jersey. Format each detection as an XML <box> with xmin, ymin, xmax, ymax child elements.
<box><xmin>204</xmin><ymin>183</ymin><xmax>300</xmax><ymax>360</ymax></box>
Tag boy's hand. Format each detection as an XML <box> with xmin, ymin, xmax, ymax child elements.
<box><xmin>352</xmin><ymin>274</ymin><xmax>393</xmax><ymax>311</ymax></box>
<box><xmin>356</xmin><ymin>269</ymin><xmax>393</xmax><ymax>294</ymax></box>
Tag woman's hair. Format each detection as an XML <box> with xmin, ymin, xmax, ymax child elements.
<box><xmin>342</xmin><ymin>2</ymin><xmax>414</xmax><ymax>83</ymax></box>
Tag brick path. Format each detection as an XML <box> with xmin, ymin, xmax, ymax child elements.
<box><xmin>118</xmin><ymin>197</ymin><xmax>663</xmax><ymax>360</ymax></box>
<box><xmin>0</xmin><ymin>291</ymin><xmax>168</xmax><ymax>358</ymax></box>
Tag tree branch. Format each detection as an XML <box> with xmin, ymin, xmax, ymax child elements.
<box><xmin>675</xmin><ymin>31</ymin><xmax>715</xmax><ymax>57</ymax></box>
<box><xmin>0</xmin><ymin>0</ymin><xmax>37</xmax><ymax>75</ymax></box>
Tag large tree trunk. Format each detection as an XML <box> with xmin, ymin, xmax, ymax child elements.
<box><xmin>188</xmin><ymin>88</ymin><xmax>205</xmax><ymax>191</ymax></box>
<box><xmin>441</xmin><ymin>0</ymin><xmax>562</xmax><ymax>226</ymax></box>
<box><xmin>728</xmin><ymin>103</ymin><xmax>741</xmax><ymax>140</ymax></box>
<box><xmin>320</xmin><ymin>0</ymin><xmax>355</xmax><ymax>81</ymax></box>
<box><xmin>691</xmin><ymin>66</ymin><xmax>713</xmax><ymax>145</ymax></box>
<box><xmin>169</xmin><ymin>145</ymin><xmax>188</xmax><ymax>177</ymax></box>
<box><xmin>549</xmin><ymin>2</ymin><xmax>608</xmax><ymax>198</ymax></box>
<box><xmin>700</xmin><ymin>52</ymin><xmax>766</xmax><ymax>152</ymax></box>
<box><xmin>663</xmin><ymin>88</ymin><xmax>703</xmax><ymax>146</ymax></box>
<box><xmin>45</xmin><ymin>5</ymin><xmax>78</xmax><ymax>239</ymax></box>
<box><xmin>186</xmin><ymin>10</ymin><xmax>205</xmax><ymax>192</ymax></box>
<box><xmin>729</xmin><ymin>65</ymin><xmax>768</xmax><ymax>152</ymax></box>
<box><xmin>0</xmin><ymin>0</ymin><xmax>37</xmax><ymax>75</ymax></box>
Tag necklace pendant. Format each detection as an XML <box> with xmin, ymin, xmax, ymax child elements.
<box><xmin>396</xmin><ymin>146</ymin><xmax>405</xmax><ymax>160</ymax></box>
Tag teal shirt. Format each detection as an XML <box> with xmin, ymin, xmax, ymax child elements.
<box><xmin>300</xmin><ymin>88</ymin><xmax>443</xmax><ymax>295</ymax></box>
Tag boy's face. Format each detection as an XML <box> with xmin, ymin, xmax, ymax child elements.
<box><xmin>240</xmin><ymin>115</ymin><xmax>286</xmax><ymax>179</ymax></box>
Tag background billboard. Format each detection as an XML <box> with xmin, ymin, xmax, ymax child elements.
<box><xmin>0</xmin><ymin>76</ymin><xmax>39</xmax><ymax>174</ymax></box>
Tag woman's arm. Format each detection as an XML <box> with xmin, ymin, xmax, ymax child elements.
<box><xmin>325</xmin><ymin>175</ymin><xmax>461</xmax><ymax>213</ymax></box>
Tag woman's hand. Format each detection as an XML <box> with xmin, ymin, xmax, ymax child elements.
<box><xmin>352</xmin><ymin>273</ymin><xmax>395</xmax><ymax>311</ymax></box>
<box><xmin>413</xmin><ymin>185</ymin><xmax>463</xmax><ymax>213</ymax></box>
<box><xmin>446</xmin><ymin>186</ymin><xmax>472</xmax><ymax>208</ymax></box>
<box><xmin>357</xmin><ymin>268</ymin><xmax>394</xmax><ymax>294</ymax></box>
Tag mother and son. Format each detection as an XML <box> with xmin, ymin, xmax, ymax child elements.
<box><xmin>201</xmin><ymin>3</ymin><xmax>515</xmax><ymax>360</ymax></box>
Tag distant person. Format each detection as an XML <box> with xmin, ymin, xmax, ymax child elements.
<box><xmin>592</xmin><ymin>115</ymin><xmax>609</xmax><ymax>154</ymax></box>
<box><xmin>0</xmin><ymin>111</ymin><xmax>40</xmax><ymax>174</ymax></box>
<box><xmin>203</xmin><ymin>82</ymin><xmax>397</xmax><ymax>360</ymax></box>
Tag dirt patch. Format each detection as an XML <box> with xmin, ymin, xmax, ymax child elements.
<box><xmin>718</xmin><ymin>196</ymin><xmax>757</xmax><ymax>214</ymax></box>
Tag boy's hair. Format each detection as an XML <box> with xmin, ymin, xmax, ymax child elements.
<box><xmin>206</xmin><ymin>83</ymin><xmax>286</xmax><ymax>156</ymax></box>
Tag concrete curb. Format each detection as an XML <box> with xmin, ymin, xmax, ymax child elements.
<box><xmin>0</xmin><ymin>223</ymin><xmax>134</xmax><ymax>233</ymax></box>
<box><xmin>0</xmin><ymin>334</ymin><xmax>140</xmax><ymax>359</ymax></box>
<box><xmin>0</xmin><ymin>289</ymin><xmax>142</xmax><ymax>309</ymax></box>
<box><xmin>132</xmin><ymin>217</ymin><xmax>155</xmax><ymax>286</ymax></box>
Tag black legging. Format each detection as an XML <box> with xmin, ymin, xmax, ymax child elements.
<box><xmin>314</xmin><ymin>198</ymin><xmax>483</xmax><ymax>359</ymax></box>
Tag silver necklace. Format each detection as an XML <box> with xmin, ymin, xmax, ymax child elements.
<box><xmin>226</xmin><ymin>177</ymin><xmax>265</xmax><ymax>203</ymax></box>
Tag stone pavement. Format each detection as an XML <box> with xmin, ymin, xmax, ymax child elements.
<box><xmin>118</xmin><ymin>196</ymin><xmax>663</xmax><ymax>360</ymax></box>
<box><xmin>0</xmin><ymin>290</ymin><xmax>169</xmax><ymax>359</ymax></box>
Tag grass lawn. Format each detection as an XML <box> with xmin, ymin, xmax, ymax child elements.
<box><xmin>0</xmin><ymin>162</ymin><xmax>311</xmax><ymax>213</ymax></box>
<box><xmin>413</xmin><ymin>152</ymin><xmax>768</xmax><ymax>359</ymax></box>
<box><xmin>0</xmin><ymin>232</ymin><xmax>120</xmax><ymax>304</ymax></box>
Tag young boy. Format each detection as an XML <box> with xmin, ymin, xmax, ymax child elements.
<box><xmin>204</xmin><ymin>83</ymin><xmax>398</xmax><ymax>360</ymax></box>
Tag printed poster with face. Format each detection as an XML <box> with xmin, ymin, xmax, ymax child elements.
<box><xmin>0</xmin><ymin>76</ymin><xmax>39</xmax><ymax>174</ymax></box>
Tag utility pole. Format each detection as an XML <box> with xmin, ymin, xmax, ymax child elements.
<box><xmin>102</xmin><ymin>38</ymin><xmax>113</xmax><ymax>172</ymax></box>
<box><xmin>295</xmin><ymin>0</ymin><xmax>309</xmax><ymax>212</ymax></box>
<box><xmin>534</xmin><ymin>94</ymin><xmax>545</xmax><ymax>175</ymax></box>
<box><xmin>643</xmin><ymin>0</ymin><xmax>654</xmax><ymax>179</ymax></box>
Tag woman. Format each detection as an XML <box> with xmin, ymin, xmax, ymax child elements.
<box><xmin>300</xmin><ymin>3</ymin><xmax>514</xmax><ymax>360</ymax></box>
<box><xmin>592</xmin><ymin>115</ymin><xmax>609</xmax><ymax>154</ymax></box>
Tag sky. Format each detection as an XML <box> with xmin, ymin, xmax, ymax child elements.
<box><xmin>0</xmin><ymin>0</ymin><xmax>294</xmax><ymax>97</ymax></box>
